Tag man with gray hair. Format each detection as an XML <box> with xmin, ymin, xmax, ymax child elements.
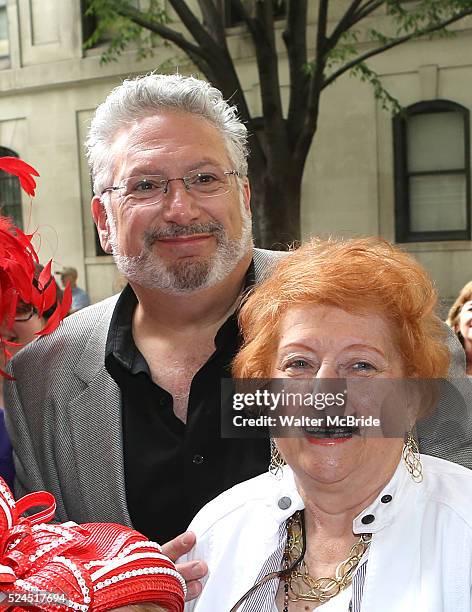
<box><xmin>5</xmin><ymin>73</ymin><xmax>284</xmax><ymax>597</ymax></box>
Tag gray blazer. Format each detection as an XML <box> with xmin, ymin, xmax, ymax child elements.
<box><xmin>4</xmin><ymin>248</ymin><xmax>286</xmax><ymax>524</ymax></box>
<box><xmin>4</xmin><ymin>247</ymin><xmax>472</xmax><ymax>525</ymax></box>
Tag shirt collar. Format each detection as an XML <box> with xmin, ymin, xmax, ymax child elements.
<box><xmin>105</xmin><ymin>259</ymin><xmax>256</xmax><ymax>374</ymax></box>
<box><xmin>352</xmin><ymin>458</ymin><xmax>413</xmax><ymax>534</ymax></box>
<box><xmin>270</xmin><ymin>458</ymin><xmax>414</xmax><ymax>535</ymax></box>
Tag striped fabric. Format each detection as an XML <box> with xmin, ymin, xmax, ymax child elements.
<box><xmin>240</xmin><ymin>521</ymin><xmax>286</xmax><ymax>612</ymax></box>
<box><xmin>351</xmin><ymin>555</ymin><xmax>368</xmax><ymax>612</ymax></box>
<box><xmin>238</xmin><ymin>521</ymin><xmax>368</xmax><ymax>612</ymax></box>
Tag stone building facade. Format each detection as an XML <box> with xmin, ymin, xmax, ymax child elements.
<box><xmin>0</xmin><ymin>1</ymin><xmax>471</xmax><ymax>311</ymax></box>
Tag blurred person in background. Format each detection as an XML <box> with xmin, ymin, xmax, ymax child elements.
<box><xmin>447</xmin><ymin>280</ymin><xmax>472</xmax><ymax>375</ymax></box>
<box><xmin>56</xmin><ymin>265</ymin><xmax>91</xmax><ymax>313</ymax></box>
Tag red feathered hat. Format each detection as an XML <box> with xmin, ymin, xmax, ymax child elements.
<box><xmin>0</xmin><ymin>477</ymin><xmax>185</xmax><ymax>611</ymax></box>
<box><xmin>0</xmin><ymin>157</ymin><xmax>72</xmax><ymax>376</ymax></box>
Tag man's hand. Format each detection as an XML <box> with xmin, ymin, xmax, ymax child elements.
<box><xmin>161</xmin><ymin>531</ymin><xmax>208</xmax><ymax>601</ymax></box>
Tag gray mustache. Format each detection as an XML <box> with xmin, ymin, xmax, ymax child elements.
<box><xmin>144</xmin><ymin>222</ymin><xmax>225</xmax><ymax>246</ymax></box>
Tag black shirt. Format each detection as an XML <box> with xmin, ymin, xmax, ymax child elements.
<box><xmin>104</xmin><ymin>266</ymin><xmax>270</xmax><ymax>543</ymax></box>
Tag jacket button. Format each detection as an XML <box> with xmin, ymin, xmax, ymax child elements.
<box><xmin>278</xmin><ymin>497</ymin><xmax>291</xmax><ymax>510</ymax></box>
<box><xmin>192</xmin><ymin>455</ymin><xmax>204</xmax><ymax>465</ymax></box>
<box><xmin>361</xmin><ymin>514</ymin><xmax>375</xmax><ymax>525</ymax></box>
<box><xmin>381</xmin><ymin>494</ymin><xmax>392</xmax><ymax>503</ymax></box>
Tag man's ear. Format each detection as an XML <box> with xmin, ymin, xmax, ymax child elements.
<box><xmin>91</xmin><ymin>195</ymin><xmax>113</xmax><ymax>254</ymax></box>
<box><xmin>242</xmin><ymin>177</ymin><xmax>251</xmax><ymax>214</ymax></box>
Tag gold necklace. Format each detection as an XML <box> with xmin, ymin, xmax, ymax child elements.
<box><xmin>282</xmin><ymin>511</ymin><xmax>371</xmax><ymax>610</ymax></box>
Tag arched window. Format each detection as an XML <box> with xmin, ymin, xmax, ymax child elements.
<box><xmin>0</xmin><ymin>147</ymin><xmax>24</xmax><ymax>228</ymax></box>
<box><xmin>393</xmin><ymin>100</ymin><xmax>470</xmax><ymax>242</ymax></box>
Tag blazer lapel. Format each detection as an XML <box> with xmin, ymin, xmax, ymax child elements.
<box><xmin>65</xmin><ymin>295</ymin><xmax>132</xmax><ymax>526</ymax></box>
<box><xmin>66</xmin><ymin>371</ymin><xmax>132</xmax><ymax>526</ymax></box>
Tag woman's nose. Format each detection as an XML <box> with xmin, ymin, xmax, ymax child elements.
<box><xmin>315</xmin><ymin>360</ymin><xmax>339</xmax><ymax>379</ymax></box>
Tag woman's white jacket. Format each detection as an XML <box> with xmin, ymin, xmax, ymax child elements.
<box><xmin>182</xmin><ymin>455</ymin><xmax>472</xmax><ymax>612</ymax></box>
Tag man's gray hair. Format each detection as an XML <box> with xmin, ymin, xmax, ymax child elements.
<box><xmin>85</xmin><ymin>73</ymin><xmax>249</xmax><ymax>195</ymax></box>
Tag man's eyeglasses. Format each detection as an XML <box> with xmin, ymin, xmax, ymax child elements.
<box><xmin>14</xmin><ymin>305</ymin><xmax>36</xmax><ymax>322</ymax></box>
<box><xmin>101</xmin><ymin>168</ymin><xmax>241</xmax><ymax>207</ymax></box>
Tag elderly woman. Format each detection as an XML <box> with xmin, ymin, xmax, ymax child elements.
<box><xmin>183</xmin><ymin>237</ymin><xmax>472</xmax><ymax>612</ymax></box>
<box><xmin>447</xmin><ymin>280</ymin><xmax>472</xmax><ymax>375</ymax></box>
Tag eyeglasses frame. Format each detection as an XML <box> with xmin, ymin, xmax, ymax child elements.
<box><xmin>14</xmin><ymin>307</ymin><xmax>37</xmax><ymax>323</ymax></box>
<box><xmin>100</xmin><ymin>169</ymin><xmax>242</xmax><ymax>201</ymax></box>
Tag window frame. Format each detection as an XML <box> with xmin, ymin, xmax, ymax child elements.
<box><xmin>393</xmin><ymin>99</ymin><xmax>471</xmax><ymax>243</ymax></box>
<box><xmin>0</xmin><ymin>0</ymin><xmax>10</xmax><ymax>64</ymax></box>
<box><xmin>0</xmin><ymin>146</ymin><xmax>23</xmax><ymax>229</ymax></box>
<box><xmin>220</xmin><ymin>0</ymin><xmax>286</xmax><ymax>28</ymax></box>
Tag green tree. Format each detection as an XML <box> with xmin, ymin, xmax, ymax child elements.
<box><xmin>84</xmin><ymin>0</ymin><xmax>472</xmax><ymax>248</ymax></box>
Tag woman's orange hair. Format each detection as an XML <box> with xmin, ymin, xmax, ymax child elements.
<box><xmin>233</xmin><ymin>237</ymin><xmax>449</xmax><ymax>379</ymax></box>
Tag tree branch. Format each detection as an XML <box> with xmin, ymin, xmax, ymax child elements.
<box><xmin>308</xmin><ymin>0</ymin><xmax>329</xmax><ymax>110</ymax></box>
<box><xmin>352</xmin><ymin>0</ymin><xmax>389</xmax><ymax>23</ymax></box>
<box><xmin>291</xmin><ymin>0</ymin><xmax>329</xmax><ymax>166</ymax></box>
<box><xmin>323</xmin><ymin>7</ymin><xmax>472</xmax><ymax>89</ymax></box>
<box><xmin>327</xmin><ymin>0</ymin><xmax>385</xmax><ymax>50</ymax></box>
<box><xmin>112</xmin><ymin>4</ymin><xmax>202</xmax><ymax>56</ymax></box>
<box><xmin>283</xmin><ymin>0</ymin><xmax>309</xmax><ymax>146</ymax></box>
<box><xmin>230</xmin><ymin>0</ymin><xmax>259</xmax><ymax>40</ymax></box>
<box><xmin>253</xmin><ymin>1</ymin><xmax>284</xmax><ymax>127</ymax></box>
<box><xmin>114</xmin><ymin>4</ymin><xmax>223</xmax><ymax>81</ymax></box>
<box><xmin>167</xmin><ymin>0</ymin><xmax>222</xmax><ymax>51</ymax></box>
<box><xmin>196</xmin><ymin>0</ymin><xmax>226</xmax><ymax>46</ymax></box>
<box><xmin>315</xmin><ymin>0</ymin><xmax>329</xmax><ymax>61</ymax></box>
<box><xmin>328</xmin><ymin>0</ymin><xmax>365</xmax><ymax>48</ymax></box>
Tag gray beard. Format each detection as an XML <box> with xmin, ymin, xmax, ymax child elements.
<box><xmin>109</xmin><ymin>213</ymin><xmax>253</xmax><ymax>294</ymax></box>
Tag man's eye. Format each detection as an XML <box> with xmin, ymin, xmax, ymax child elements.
<box><xmin>134</xmin><ymin>179</ymin><xmax>161</xmax><ymax>192</ymax></box>
<box><xmin>194</xmin><ymin>173</ymin><xmax>218</xmax><ymax>184</ymax></box>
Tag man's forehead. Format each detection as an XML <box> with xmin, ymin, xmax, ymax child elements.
<box><xmin>113</xmin><ymin>110</ymin><xmax>223</xmax><ymax>145</ymax></box>
<box><xmin>110</xmin><ymin>112</ymin><xmax>230</xmax><ymax>170</ymax></box>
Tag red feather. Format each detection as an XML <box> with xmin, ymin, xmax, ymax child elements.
<box><xmin>0</xmin><ymin>156</ymin><xmax>70</xmax><ymax>378</ymax></box>
<box><xmin>61</xmin><ymin>282</ymin><xmax>73</xmax><ymax>316</ymax></box>
<box><xmin>0</xmin><ymin>157</ymin><xmax>39</xmax><ymax>197</ymax></box>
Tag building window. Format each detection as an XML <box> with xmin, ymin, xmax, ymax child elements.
<box><xmin>0</xmin><ymin>0</ymin><xmax>9</xmax><ymax>62</ymax></box>
<box><xmin>393</xmin><ymin>100</ymin><xmax>471</xmax><ymax>242</ymax></box>
<box><xmin>81</xmin><ymin>0</ymin><xmax>140</xmax><ymax>47</ymax></box>
<box><xmin>221</xmin><ymin>0</ymin><xmax>286</xmax><ymax>27</ymax></box>
<box><xmin>81</xmin><ymin>0</ymin><xmax>97</xmax><ymax>43</ymax></box>
<box><xmin>0</xmin><ymin>147</ymin><xmax>23</xmax><ymax>228</ymax></box>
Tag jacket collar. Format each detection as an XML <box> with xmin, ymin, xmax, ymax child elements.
<box><xmin>271</xmin><ymin>459</ymin><xmax>414</xmax><ymax>535</ymax></box>
<box><xmin>73</xmin><ymin>295</ymin><xmax>119</xmax><ymax>383</ymax></box>
<box><xmin>352</xmin><ymin>459</ymin><xmax>413</xmax><ymax>534</ymax></box>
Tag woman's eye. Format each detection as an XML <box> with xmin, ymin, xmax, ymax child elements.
<box><xmin>351</xmin><ymin>361</ymin><xmax>376</xmax><ymax>373</ymax></box>
<box><xmin>284</xmin><ymin>358</ymin><xmax>310</xmax><ymax>370</ymax></box>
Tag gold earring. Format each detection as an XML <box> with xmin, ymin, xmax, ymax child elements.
<box><xmin>402</xmin><ymin>431</ymin><xmax>423</xmax><ymax>483</ymax></box>
<box><xmin>269</xmin><ymin>439</ymin><xmax>285</xmax><ymax>480</ymax></box>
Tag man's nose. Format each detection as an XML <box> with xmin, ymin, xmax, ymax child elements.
<box><xmin>160</xmin><ymin>179</ymin><xmax>201</xmax><ymax>224</ymax></box>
